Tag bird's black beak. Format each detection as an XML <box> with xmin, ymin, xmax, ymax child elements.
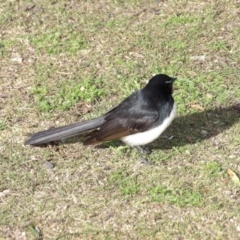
<box><xmin>172</xmin><ymin>77</ymin><xmax>177</xmax><ymax>82</ymax></box>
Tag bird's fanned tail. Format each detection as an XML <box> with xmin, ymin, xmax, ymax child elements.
<box><xmin>24</xmin><ymin>116</ymin><xmax>105</xmax><ymax>146</ymax></box>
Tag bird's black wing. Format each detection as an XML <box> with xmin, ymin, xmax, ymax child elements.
<box><xmin>84</xmin><ymin>91</ymin><xmax>159</xmax><ymax>144</ymax></box>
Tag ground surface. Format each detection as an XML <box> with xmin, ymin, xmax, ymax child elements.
<box><xmin>0</xmin><ymin>0</ymin><xmax>240</xmax><ymax>239</ymax></box>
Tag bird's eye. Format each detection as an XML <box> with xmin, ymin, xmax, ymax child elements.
<box><xmin>165</xmin><ymin>80</ymin><xmax>172</xmax><ymax>84</ymax></box>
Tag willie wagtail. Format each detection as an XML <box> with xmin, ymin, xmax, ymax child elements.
<box><xmin>25</xmin><ymin>74</ymin><xmax>177</xmax><ymax>147</ymax></box>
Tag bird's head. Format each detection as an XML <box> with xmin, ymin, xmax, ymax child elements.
<box><xmin>146</xmin><ymin>74</ymin><xmax>177</xmax><ymax>94</ymax></box>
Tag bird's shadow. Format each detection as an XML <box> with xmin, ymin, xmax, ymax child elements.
<box><xmin>151</xmin><ymin>104</ymin><xmax>240</xmax><ymax>150</ymax></box>
<box><xmin>63</xmin><ymin>104</ymin><xmax>239</xmax><ymax>150</ymax></box>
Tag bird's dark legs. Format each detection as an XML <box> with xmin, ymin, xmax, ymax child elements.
<box><xmin>134</xmin><ymin>146</ymin><xmax>155</xmax><ymax>165</ymax></box>
<box><xmin>134</xmin><ymin>146</ymin><xmax>152</xmax><ymax>155</ymax></box>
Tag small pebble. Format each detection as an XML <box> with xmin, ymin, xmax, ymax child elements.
<box><xmin>104</xmin><ymin>166</ymin><xmax>111</xmax><ymax>171</ymax></box>
<box><xmin>201</xmin><ymin>130</ymin><xmax>208</xmax><ymax>136</ymax></box>
<box><xmin>45</xmin><ymin>161</ymin><xmax>54</xmax><ymax>169</ymax></box>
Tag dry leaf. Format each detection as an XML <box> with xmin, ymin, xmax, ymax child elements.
<box><xmin>190</xmin><ymin>55</ymin><xmax>205</xmax><ymax>61</ymax></box>
<box><xmin>129</xmin><ymin>52</ymin><xmax>144</xmax><ymax>58</ymax></box>
<box><xmin>186</xmin><ymin>136</ymin><xmax>193</xmax><ymax>143</ymax></box>
<box><xmin>0</xmin><ymin>189</ymin><xmax>11</xmax><ymax>197</ymax></box>
<box><xmin>77</xmin><ymin>102</ymin><xmax>92</xmax><ymax>114</ymax></box>
<box><xmin>0</xmin><ymin>93</ymin><xmax>8</xmax><ymax>98</ymax></box>
<box><xmin>206</xmin><ymin>93</ymin><xmax>213</xmax><ymax>98</ymax></box>
<box><xmin>187</xmin><ymin>71</ymin><xmax>197</xmax><ymax>76</ymax></box>
<box><xmin>190</xmin><ymin>104</ymin><xmax>205</xmax><ymax>111</ymax></box>
<box><xmin>227</xmin><ymin>169</ymin><xmax>240</xmax><ymax>186</ymax></box>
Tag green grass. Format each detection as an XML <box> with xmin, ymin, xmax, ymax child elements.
<box><xmin>30</xmin><ymin>26</ymin><xmax>87</xmax><ymax>55</ymax></box>
<box><xmin>0</xmin><ymin>0</ymin><xmax>240</xmax><ymax>239</ymax></box>
<box><xmin>108</xmin><ymin>170</ymin><xmax>141</xmax><ymax>195</ymax></box>
<box><xmin>203</xmin><ymin>161</ymin><xmax>223</xmax><ymax>178</ymax></box>
<box><xmin>31</xmin><ymin>77</ymin><xmax>107</xmax><ymax>112</ymax></box>
<box><xmin>150</xmin><ymin>185</ymin><xmax>203</xmax><ymax>207</ymax></box>
<box><xmin>0</xmin><ymin>118</ymin><xmax>7</xmax><ymax>130</ymax></box>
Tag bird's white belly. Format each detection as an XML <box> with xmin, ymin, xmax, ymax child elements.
<box><xmin>121</xmin><ymin>103</ymin><xmax>177</xmax><ymax>146</ymax></box>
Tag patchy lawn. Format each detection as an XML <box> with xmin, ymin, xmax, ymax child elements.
<box><xmin>0</xmin><ymin>0</ymin><xmax>240</xmax><ymax>239</ymax></box>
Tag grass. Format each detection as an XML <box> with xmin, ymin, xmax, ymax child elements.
<box><xmin>30</xmin><ymin>26</ymin><xmax>87</xmax><ymax>55</ymax></box>
<box><xmin>0</xmin><ymin>0</ymin><xmax>240</xmax><ymax>239</ymax></box>
<box><xmin>0</xmin><ymin>118</ymin><xmax>7</xmax><ymax>130</ymax></box>
<box><xmin>31</xmin><ymin>76</ymin><xmax>106</xmax><ymax>112</ymax></box>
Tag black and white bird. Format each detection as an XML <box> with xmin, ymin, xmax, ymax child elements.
<box><xmin>25</xmin><ymin>74</ymin><xmax>177</xmax><ymax>148</ymax></box>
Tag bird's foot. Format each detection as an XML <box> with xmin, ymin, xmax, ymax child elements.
<box><xmin>138</xmin><ymin>157</ymin><xmax>155</xmax><ymax>165</ymax></box>
<box><xmin>134</xmin><ymin>146</ymin><xmax>152</xmax><ymax>155</ymax></box>
<box><xmin>134</xmin><ymin>146</ymin><xmax>155</xmax><ymax>165</ymax></box>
